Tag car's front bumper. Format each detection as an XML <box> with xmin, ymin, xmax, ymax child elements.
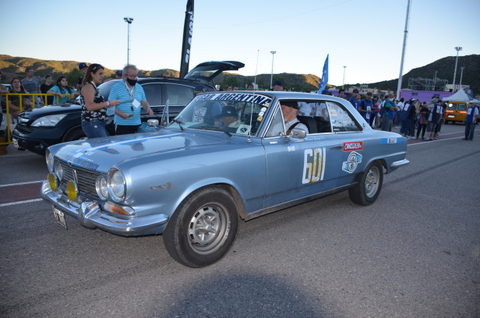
<box><xmin>41</xmin><ymin>181</ymin><xmax>169</xmax><ymax>236</ymax></box>
<box><xmin>12</xmin><ymin>128</ymin><xmax>59</xmax><ymax>155</ymax></box>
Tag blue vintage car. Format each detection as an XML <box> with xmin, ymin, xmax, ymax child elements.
<box><xmin>41</xmin><ymin>91</ymin><xmax>409</xmax><ymax>267</ymax></box>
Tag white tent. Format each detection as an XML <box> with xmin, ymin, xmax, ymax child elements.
<box><xmin>443</xmin><ymin>89</ymin><xmax>472</xmax><ymax>102</ymax></box>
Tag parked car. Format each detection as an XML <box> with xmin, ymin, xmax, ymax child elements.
<box><xmin>444</xmin><ymin>101</ymin><xmax>469</xmax><ymax>124</ymax></box>
<box><xmin>12</xmin><ymin>61</ymin><xmax>244</xmax><ymax>155</ymax></box>
<box><xmin>41</xmin><ymin>91</ymin><xmax>409</xmax><ymax>268</ymax></box>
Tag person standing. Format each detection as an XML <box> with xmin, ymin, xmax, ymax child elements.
<box><xmin>8</xmin><ymin>77</ymin><xmax>32</xmax><ymax>119</ymax></box>
<box><xmin>108</xmin><ymin>65</ymin><xmax>153</xmax><ymax>135</ymax></box>
<box><xmin>381</xmin><ymin>94</ymin><xmax>397</xmax><ymax>131</ymax></box>
<box><xmin>416</xmin><ymin>102</ymin><xmax>429</xmax><ymax>140</ymax></box>
<box><xmin>348</xmin><ymin>89</ymin><xmax>360</xmax><ymax>111</ymax></box>
<box><xmin>358</xmin><ymin>92</ymin><xmax>374</xmax><ymax>126</ymax></box>
<box><xmin>272</xmin><ymin>81</ymin><xmax>284</xmax><ymax>91</ymax></box>
<box><xmin>463</xmin><ymin>103</ymin><xmax>479</xmax><ymax>140</ymax></box>
<box><xmin>21</xmin><ymin>67</ymin><xmax>40</xmax><ymax>94</ymax></box>
<box><xmin>40</xmin><ymin>75</ymin><xmax>54</xmax><ymax>105</ymax></box>
<box><xmin>76</xmin><ymin>63</ymin><xmax>88</xmax><ymax>91</ymax></box>
<box><xmin>426</xmin><ymin>98</ymin><xmax>441</xmax><ymax>141</ymax></box>
<box><xmin>80</xmin><ymin>64</ymin><xmax>120</xmax><ymax>138</ymax></box>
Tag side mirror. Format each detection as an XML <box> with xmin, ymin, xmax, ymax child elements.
<box><xmin>147</xmin><ymin>119</ymin><xmax>159</xmax><ymax>127</ymax></box>
<box><xmin>290</xmin><ymin>128</ymin><xmax>307</xmax><ymax>139</ymax></box>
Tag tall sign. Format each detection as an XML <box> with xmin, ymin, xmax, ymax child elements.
<box><xmin>179</xmin><ymin>0</ymin><xmax>194</xmax><ymax>78</ymax></box>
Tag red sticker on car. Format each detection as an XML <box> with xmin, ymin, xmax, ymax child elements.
<box><xmin>343</xmin><ymin>141</ymin><xmax>364</xmax><ymax>151</ymax></box>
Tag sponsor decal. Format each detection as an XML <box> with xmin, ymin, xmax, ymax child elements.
<box><xmin>342</xmin><ymin>151</ymin><xmax>362</xmax><ymax>173</ymax></box>
<box><xmin>343</xmin><ymin>141</ymin><xmax>364</xmax><ymax>151</ymax></box>
<box><xmin>302</xmin><ymin>148</ymin><xmax>326</xmax><ymax>184</ymax></box>
<box><xmin>287</xmin><ymin>144</ymin><xmax>295</xmax><ymax>152</ymax></box>
<box><xmin>380</xmin><ymin>137</ymin><xmax>401</xmax><ymax>144</ymax></box>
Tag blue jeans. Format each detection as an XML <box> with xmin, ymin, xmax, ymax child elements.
<box><xmin>82</xmin><ymin>119</ymin><xmax>108</xmax><ymax>138</ymax></box>
<box><xmin>465</xmin><ymin>122</ymin><xmax>476</xmax><ymax>140</ymax></box>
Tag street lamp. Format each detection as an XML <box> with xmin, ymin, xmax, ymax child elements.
<box><xmin>124</xmin><ymin>17</ymin><xmax>134</xmax><ymax>65</ymax></box>
<box><xmin>452</xmin><ymin>46</ymin><xmax>462</xmax><ymax>92</ymax></box>
<box><xmin>270</xmin><ymin>51</ymin><xmax>276</xmax><ymax>90</ymax></box>
<box><xmin>342</xmin><ymin>66</ymin><xmax>346</xmax><ymax>89</ymax></box>
<box><xmin>459</xmin><ymin>66</ymin><xmax>465</xmax><ymax>90</ymax></box>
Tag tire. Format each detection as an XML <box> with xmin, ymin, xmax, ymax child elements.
<box><xmin>163</xmin><ymin>186</ymin><xmax>239</xmax><ymax>268</ymax></box>
<box><xmin>63</xmin><ymin>128</ymin><xmax>86</xmax><ymax>142</ymax></box>
<box><xmin>348</xmin><ymin>161</ymin><xmax>383</xmax><ymax>206</ymax></box>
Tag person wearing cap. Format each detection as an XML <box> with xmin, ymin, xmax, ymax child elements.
<box><xmin>76</xmin><ymin>63</ymin><xmax>88</xmax><ymax>91</ymax></box>
<box><xmin>216</xmin><ymin>106</ymin><xmax>241</xmax><ymax>128</ymax></box>
<box><xmin>115</xmin><ymin>70</ymin><xmax>123</xmax><ymax>79</ymax></box>
<box><xmin>273</xmin><ymin>81</ymin><xmax>284</xmax><ymax>91</ymax></box>
<box><xmin>348</xmin><ymin>89</ymin><xmax>360</xmax><ymax>111</ymax></box>
<box><xmin>268</xmin><ymin>101</ymin><xmax>308</xmax><ymax>137</ymax></box>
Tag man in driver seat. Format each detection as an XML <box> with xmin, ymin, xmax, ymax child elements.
<box><xmin>281</xmin><ymin>101</ymin><xmax>309</xmax><ymax>134</ymax></box>
<box><xmin>216</xmin><ymin>106</ymin><xmax>242</xmax><ymax>128</ymax></box>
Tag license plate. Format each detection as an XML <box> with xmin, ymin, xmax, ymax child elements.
<box><xmin>52</xmin><ymin>208</ymin><xmax>68</xmax><ymax>229</ymax></box>
<box><xmin>12</xmin><ymin>138</ymin><xmax>19</xmax><ymax>148</ymax></box>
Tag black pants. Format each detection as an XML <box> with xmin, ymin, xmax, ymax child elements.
<box><xmin>115</xmin><ymin>124</ymin><xmax>140</xmax><ymax>135</ymax></box>
<box><xmin>416</xmin><ymin>124</ymin><xmax>426</xmax><ymax>139</ymax></box>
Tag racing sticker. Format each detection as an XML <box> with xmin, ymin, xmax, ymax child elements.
<box><xmin>381</xmin><ymin>137</ymin><xmax>401</xmax><ymax>144</ymax></box>
<box><xmin>342</xmin><ymin>151</ymin><xmax>362</xmax><ymax>174</ymax></box>
<box><xmin>343</xmin><ymin>141</ymin><xmax>364</xmax><ymax>151</ymax></box>
<box><xmin>302</xmin><ymin>148</ymin><xmax>326</xmax><ymax>184</ymax></box>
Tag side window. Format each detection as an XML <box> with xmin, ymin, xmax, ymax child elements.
<box><xmin>165</xmin><ymin>84</ymin><xmax>194</xmax><ymax>106</ymax></box>
<box><xmin>143</xmin><ymin>84</ymin><xmax>162</xmax><ymax>106</ymax></box>
<box><xmin>327</xmin><ymin>102</ymin><xmax>361</xmax><ymax>132</ymax></box>
<box><xmin>265</xmin><ymin>106</ymin><xmax>285</xmax><ymax>137</ymax></box>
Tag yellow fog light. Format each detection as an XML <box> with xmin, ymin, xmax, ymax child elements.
<box><xmin>48</xmin><ymin>173</ymin><xmax>58</xmax><ymax>191</ymax></box>
<box><xmin>65</xmin><ymin>181</ymin><xmax>78</xmax><ymax>201</ymax></box>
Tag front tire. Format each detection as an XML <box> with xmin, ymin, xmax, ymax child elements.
<box><xmin>349</xmin><ymin>161</ymin><xmax>383</xmax><ymax>206</ymax></box>
<box><xmin>163</xmin><ymin>186</ymin><xmax>239</xmax><ymax>268</ymax></box>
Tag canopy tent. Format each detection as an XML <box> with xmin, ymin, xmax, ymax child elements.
<box><xmin>442</xmin><ymin>88</ymin><xmax>473</xmax><ymax>102</ymax></box>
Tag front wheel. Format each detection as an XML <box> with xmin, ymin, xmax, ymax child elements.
<box><xmin>349</xmin><ymin>161</ymin><xmax>384</xmax><ymax>206</ymax></box>
<box><xmin>163</xmin><ymin>186</ymin><xmax>239</xmax><ymax>268</ymax></box>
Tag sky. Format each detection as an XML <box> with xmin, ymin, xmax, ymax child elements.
<box><xmin>1</xmin><ymin>0</ymin><xmax>479</xmax><ymax>87</ymax></box>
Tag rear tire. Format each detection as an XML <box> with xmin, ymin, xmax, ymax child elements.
<box><xmin>163</xmin><ymin>186</ymin><xmax>239</xmax><ymax>268</ymax></box>
<box><xmin>349</xmin><ymin>161</ymin><xmax>383</xmax><ymax>206</ymax></box>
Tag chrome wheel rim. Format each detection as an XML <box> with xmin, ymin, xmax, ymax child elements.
<box><xmin>364</xmin><ymin>166</ymin><xmax>380</xmax><ymax>198</ymax></box>
<box><xmin>187</xmin><ymin>204</ymin><xmax>230</xmax><ymax>255</ymax></box>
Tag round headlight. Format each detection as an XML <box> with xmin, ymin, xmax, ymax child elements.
<box><xmin>65</xmin><ymin>180</ymin><xmax>78</xmax><ymax>201</ymax></box>
<box><xmin>46</xmin><ymin>149</ymin><xmax>54</xmax><ymax>172</ymax></box>
<box><xmin>96</xmin><ymin>176</ymin><xmax>109</xmax><ymax>200</ymax></box>
<box><xmin>108</xmin><ymin>169</ymin><xmax>126</xmax><ymax>201</ymax></box>
<box><xmin>48</xmin><ymin>173</ymin><xmax>58</xmax><ymax>191</ymax></box>
<box><xmin>55</xmin><ymin>162</ymin><xmax>64</xmax><ymax>180</ymax></box>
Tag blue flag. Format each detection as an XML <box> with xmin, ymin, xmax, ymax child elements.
<box><xmin>317</xmin><ymin>54</ymin><xmax>329</xmax><ymax>93</ymax></box>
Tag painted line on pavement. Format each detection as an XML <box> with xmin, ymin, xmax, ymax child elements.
<box><xmin>0</xmin><ymin>180</ymin><xmax>44</xmax><ymax>188</ymax></box>
<box><xmin>0</xmin><ymin>198</ymin><xmax>44</xmax><ymax>208</ymax></box>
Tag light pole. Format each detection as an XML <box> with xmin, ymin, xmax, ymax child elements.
<box><xmin>342</xmin><ymin>66</ymin><xmax>346</xmax><ymax>89</ymax></box>
<box><xmin>124</xmin><ymin>17</ymin><xmax>134</xmax><ymax>65</ymax></box>
<box><xmin>270</xmin><ymin>51</ymin><xmax>276</xmax><ymax>90</ymax></box>
<box><xmin>459</xmin><ymin>66</ymin><xmax>465</xmax><ymax>90</ymax></box>
<box><xmin>452</xmin><ymin>46</ymin><xmax>462</xmax><ymax>92</ymax></box>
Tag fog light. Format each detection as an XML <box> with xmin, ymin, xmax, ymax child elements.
<box><xmin>48</xmin><ymin>173</ymin><xmax>57</xmax><ymax>191</ymax></box>
<box><xmin>65</xmin><ymin>180</ymin><xmax>78</xmax><ymax>201</ymax></box>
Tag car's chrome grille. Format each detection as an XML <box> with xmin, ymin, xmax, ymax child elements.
<box><xmin>58</xmin><ymin>160</ymin><xmax>100</xmax><ymax>199</ymax></box>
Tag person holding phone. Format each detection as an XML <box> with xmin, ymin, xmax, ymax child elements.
<box><xmin>108</xmin><ymin>64</ymin><xmax>153</xmax><ymax>135</ymax></box>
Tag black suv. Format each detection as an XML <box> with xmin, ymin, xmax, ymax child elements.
<box><xmin>12</xmin><ymin>61</ymin><xmax>244</xmax><ymax>155</ymax></box>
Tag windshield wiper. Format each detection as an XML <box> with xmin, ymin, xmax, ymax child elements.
<box><xmin>172</xmin><ymin>119</ymin><xmax>184</xmax><ymax>131</ymax></box>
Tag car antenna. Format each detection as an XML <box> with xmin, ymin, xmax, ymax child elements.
<box><xmin>160</xmin><ymin>99</ymin><xmax>170</xmax><ymax>127</ymax></box>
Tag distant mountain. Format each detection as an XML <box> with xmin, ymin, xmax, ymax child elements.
<box><xmin>1</xmin><ymin>54</ymin><xmax>478</xmax><ymax>93</ymax></box>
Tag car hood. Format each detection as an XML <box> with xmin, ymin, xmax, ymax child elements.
<box><xmin>24</xmin><ymin>104</ymin><xmax>81</xmax><ymax>119</ymax></box>
<box><xmin>49</xmin><ymin>130</ymin><xmax>232</xmax><ymax>172</ymax></box>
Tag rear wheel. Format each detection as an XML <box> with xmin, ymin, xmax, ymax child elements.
<box><xmin>349</xmin><ymin>161</ymin><xmax>383</xmax><ymax>206</ymax></box>
<box><xmin>163</xmin><ymin>186</ymin><xmax>239</xmax><ymax>268</ymax></box>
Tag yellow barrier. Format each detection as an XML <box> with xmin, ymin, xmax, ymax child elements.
<box><xmin>0</xmin><ymin>92</ymin><xmax>76</xmax><ymax>146</ymax></box>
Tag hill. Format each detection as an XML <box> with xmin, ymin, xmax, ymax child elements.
<box><xmin>1</xmin><ymin>54</ymin><xmax>479</xmax><ymax>93</ymax></box>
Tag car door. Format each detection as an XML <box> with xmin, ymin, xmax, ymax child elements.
<box><xmin>261</xmin><ymin>101</ymin><xmax>343</xmax><ymax>207</ymax></box>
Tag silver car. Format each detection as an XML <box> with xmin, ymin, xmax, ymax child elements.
<box><xmin>42</xmin><ymin>91</ymin><xmax>409</xmax><ymax>267</ymax></box>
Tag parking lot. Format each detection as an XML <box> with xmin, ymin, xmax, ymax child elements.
<box><xmin>0</xmin><ymin>123</ymin><xmax>479</xmax><ymax>318</ymax></box>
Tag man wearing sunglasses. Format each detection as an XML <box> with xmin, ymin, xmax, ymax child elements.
<box><xmin>108</xmin><ymin>64</ymin><xmax>154</xmax><ymax>135</ymax></box>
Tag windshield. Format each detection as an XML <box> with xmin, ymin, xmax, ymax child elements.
<box><xmin>171</xmin><ymin>92</ymin><xmax>273</xmax><ymax>137</ymax></box>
